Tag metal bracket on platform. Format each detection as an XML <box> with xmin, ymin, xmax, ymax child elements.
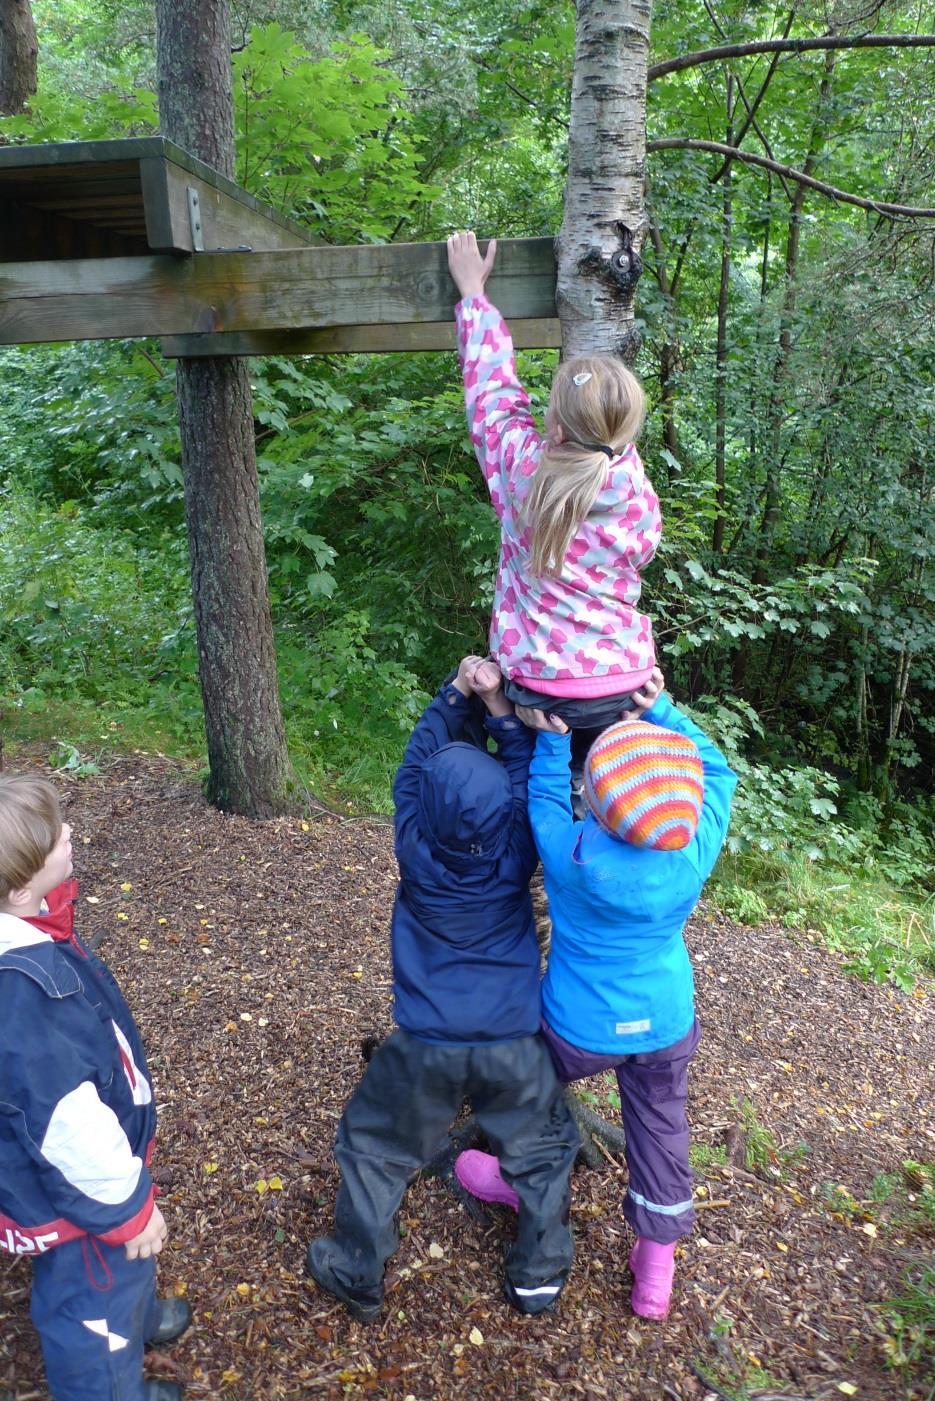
<box><xmin>187</xmin><ymin>187</ymin><xmax>204</xmax><ymax>251</ymax></box>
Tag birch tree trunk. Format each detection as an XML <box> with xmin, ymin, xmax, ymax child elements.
<box><xmin>556</xmin><ymin>0</ymin><xmax>653</xmax><ymax>364</ymax></box>
<box><xmin>546</xmin><ymin>0</ymin><xmax>654</xmax><ymax>1168</ymax></box>
<box><xmin>0</xmin><ymin>0</ymin><xmax>37</xmax><ymax>115</ymax></box>
<box><xmin>155</xmin><ymin>0</ymin><xmax>295</xmax><ymax>816</ymax></box>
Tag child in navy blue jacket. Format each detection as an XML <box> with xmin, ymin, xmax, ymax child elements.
<box><xmin>307</xmin><ymin>656</ymin><xmax>580</xmax><ymax>1321</ymax></box>
<box><xmin>0</xmin><ymin>775</ymin><xmax>190</xmax><ymax>1401</ymax></box>
<box><xmin>456</xmin><ymin>672</ymin><xmax>738</xmax><ymax>1321</ymax></box>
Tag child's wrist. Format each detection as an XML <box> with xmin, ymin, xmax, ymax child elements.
<box><xmin>483</xmin><ymin>695</ymin><xmax>512</xmax><ymax>717</ymax></box>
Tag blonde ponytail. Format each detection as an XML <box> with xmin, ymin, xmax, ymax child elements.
<box><xmin>527</xmin><ymin>355</ymin><xmax>646</xmax><ymax>578</ymax></box>
<box><xmin>526</xmin><ymin>448</ymin><xmax>609</xmax><ymax>576</ymax></box>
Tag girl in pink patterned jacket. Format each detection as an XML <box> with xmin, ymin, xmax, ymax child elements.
<box><xmin>447</xmin><ymin>233</ymin><xmax>661</xmax><ymax>759</ymax></box>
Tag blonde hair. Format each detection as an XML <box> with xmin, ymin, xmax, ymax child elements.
<box><xmin>0</xmin><ymin>775</ymin><xmax>62</xmax><ymax>902</ymax></box>
<box><xmin>527</xmin><ymin>355</ymin><xmax>646</xmax><ymax>577</ymax></box>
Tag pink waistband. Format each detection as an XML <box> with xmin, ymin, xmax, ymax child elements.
<box><xmin>510</xmin><ymin>664</ymin><xmax>655</xmax><ymax>698</ymax></box>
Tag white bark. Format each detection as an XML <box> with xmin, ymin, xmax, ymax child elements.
<box><xmin>557</xmin><ymin>0</ymin><xmax>652</xmax><ymax>360</ymax></box>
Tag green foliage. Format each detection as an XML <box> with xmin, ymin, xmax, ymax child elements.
<box><xmin>49</xmin><ymin>742</ymin><xmax>101</xmax><ymax>779</ymax></box>
<box><xmin>0</xmin><ymin>486</ymin><xmax>194</xmax><ymax>714</ymax></box>
<box><xmin>685</xmin><ymin>693</ymin><xmax>862</xmax><ymax>863</ymax></box>
<box><xmin>231</xmin><ymin>25</ymin><xmax>439</xmax><ymax>239</ymax></box>
<box><xmin>0</xmin><ymin>15</ymin><xmax>438</xmax><ymax>245</ymax></box>
<box><xmin>576</xmin><ymin>1070</ymin><xmax>621</xmax><ymax>1116</ymax></box>
<box><xmin>252</xmin><ymin>347</ymin><xmax>513</xmax><ymax>676</ymax></box>
<box><xmin>0</xmin><ymin>343</ymin><xmax>182</xmax><ymax>526</ymax></box>
<box><xmin>277</xmin><ymin>610</ymin><xmax>430</xmax><ymax>813</ymax></box>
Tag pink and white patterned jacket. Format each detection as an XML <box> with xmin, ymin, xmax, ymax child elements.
<box><xmin>456</xmin><ymin>294</ymin><xmax>661</xmax><ymax>698</ymax></box>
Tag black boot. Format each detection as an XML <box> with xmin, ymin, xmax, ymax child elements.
<box><xmin>144</xmin><ymin>1383</ymin><xmax>183</xmax><ymax>1401</ymax></box>
<box><xmin>504</xmin><ymin>1271</ymin><xmax>567</xmax><ymax>1316</ymax></box>
<box><xmin>307</xmin><ymin>1238</ymin><xmax>383</xmax><ymax>1322</ymax></box>
<box><xmin>145</xmin><ymin>1297</ymin><xmax>193</xmax><ymax>1346</ymax></box>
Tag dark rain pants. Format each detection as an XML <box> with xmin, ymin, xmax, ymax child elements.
<box><xmin>319</xmin><ymin>1029</ymin><xmax>579</xmax><ymax>1297</ymax></box>
<box><xmin>30</xmin><ymin>1235</ymin><xmax>159</xmax><ymax>1400</ymax></box>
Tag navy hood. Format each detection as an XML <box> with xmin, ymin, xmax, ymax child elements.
<box><xmin>418</xmin><ymin>741</ymin><xmax>514</xmax><ymax>869</ymax></box>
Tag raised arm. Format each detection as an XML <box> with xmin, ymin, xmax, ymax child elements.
<box><xmin>527</xmin><ymin>729</ymin><xmax>578</xmax><ymax>874</ymax></box>
<box><xmin>392</xmin><ymin>683</ymin><xmax>475</xmax><ymax>815</ymax></box>
<box><xmin>448</xmin><ymin>232</ymin><xmax>542</xmax><ymax>520</ymax></box>
<box><xmin>465</xmin><ymin>656</ymin><xmax>535</xmax><ymax>801</ymax></box>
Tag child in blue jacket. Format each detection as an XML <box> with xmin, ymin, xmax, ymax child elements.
<box><xmin>0</xmin><ymin>775</ymin><xmax>190</xmax><ymax>1401</ymax></box>
<box><xmin>456</xmin><ymin>671</ymin><xmax>737</xmax><ymax>1320</ymax></box>
<box><xmin>306</xmin><ymin>656</ymin><xmax>580</xmax><ymax>1321</ymax></box>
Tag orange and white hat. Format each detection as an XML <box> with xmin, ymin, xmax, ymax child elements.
<box><xmin>584</xmin><ymin>720</ymin><xmax>703</xmax><ymax>849</ymax></box>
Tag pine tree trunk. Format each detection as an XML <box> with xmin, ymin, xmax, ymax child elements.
<box><xmin>0</xmin><ymin>0</ymin><xmax>37</xmax><ymax>115</ymax></box>
<box><xmin>155</xmin><ymin>0</ymin><xmax>294</xmax><ymax>816</ymax></box>
<box><xmin>555</xmin><ymin>0</ymin><xmax>653</xmax><ymax>365</ymax></box>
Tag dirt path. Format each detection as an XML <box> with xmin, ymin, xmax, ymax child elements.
<box><xmin>1</xmin><ymin>751</ymin><xmax>932</xmax><ymax>1400</ymax></box>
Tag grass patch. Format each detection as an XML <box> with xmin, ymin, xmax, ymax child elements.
<box><xmin>732</xmin><ymin>1097</ymin><xmax>809</xmax><ymax>1178</ymax></box>
<box><xmin>711</xmin><ymin>848</ymin><xmax>934</xmax><ymax>991</ymax></box>
<box><xmin>820</xmin><ymin>1161</ymin><xmax>935</xmax><ymax>1238</ymax></box>
<box><xmin>877</xmin><ymin>1265</ymin><xmax>935</xmax><ymax>1382</ymax></box>
<box><xmin>689</xmin><ymin>1142</ymin><xmax>728</xmax><ymax>1171</ymax></box>
<box><xmin>575</xmin><ymin>1069</ymin><xmax>622</xmax><ymax>1116</ymax></box>
<box><xmin>695</xmin><ymin>1315</ymin><xmax>795</xmax><ymax>1401</ymax></box>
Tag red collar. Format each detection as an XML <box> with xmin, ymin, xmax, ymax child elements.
<box><xmin>25</xmin><ymin>879</ymin><xmax>80</xmax><ymax>946</ymax></box>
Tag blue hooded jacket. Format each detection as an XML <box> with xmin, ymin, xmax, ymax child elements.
<box><xmin>391</xmin><ymin>684</ymin><xmax>540</xmax><ymax>1044</ymax></box>
<box><xmin>531</xmin><ymin>694</ymin><xmax>738</xmax><ymax>1056</ymax></box>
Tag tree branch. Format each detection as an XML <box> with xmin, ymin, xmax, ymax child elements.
<box><xmin>708</xmin><ymin>9</ymin><xmax>796</xmax><ymax>191</ymax></box>
<box><xmin>649</xmin><ymin>33</ymin><xmax>935</xmax><ymax>82</ymax></box>
<box><xmin>647</xmin><ymin>139</ymin><xmax>935</xmax><ymax>218</ymax></box>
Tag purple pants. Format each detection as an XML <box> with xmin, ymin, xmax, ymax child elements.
<box><xmin>542</xmin><ymin>1018</ymin><xmax>701</xmax><ymax>1245</ymax></box>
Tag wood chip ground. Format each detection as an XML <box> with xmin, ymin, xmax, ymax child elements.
<box><xmin>1</xmin><ymin>751</ymin><xmax>931</xmax><ymax>1400</ymax></box>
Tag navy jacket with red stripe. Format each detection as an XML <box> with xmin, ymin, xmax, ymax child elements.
<box><xmin>0</xmin><ymin>881</ymin><xmax>157</xmax><ymax>1256</ymax></box>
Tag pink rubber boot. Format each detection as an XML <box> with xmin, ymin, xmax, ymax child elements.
<box><xmin>628</xmin><ymin>1238</ymin><xmax>676</xmax><ymax>1319</ymax></box>
<box><xmin>454</xmin><ymin>1150</ymin><xmax>520</xmax><ymax>1211</ymax></box>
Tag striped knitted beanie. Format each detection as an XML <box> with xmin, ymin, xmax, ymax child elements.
<box><xmin>584</xmin><ymin>720</ymin><xmax>704</xmax><ymax>849</ymax></box>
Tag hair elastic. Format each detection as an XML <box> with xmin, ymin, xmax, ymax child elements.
<box><xmin>569</xmin><ymin>440</ymin><xmax>615</xmax><ymax>457</ymax></box>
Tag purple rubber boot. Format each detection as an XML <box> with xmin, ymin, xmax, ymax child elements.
<box><xmin>629</xmin><ymin>1238</ymin><xmax>676</xmax><ymax>1319</ymax></box>
<box><xmin>454</xmin><ymin>1150</ymin><xmax>520</xmax><ymax>1211</ymax></box>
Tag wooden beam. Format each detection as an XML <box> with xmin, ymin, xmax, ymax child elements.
<box><xmin>161</xmin><ymin>318</ymin><xmax>562</xmax><ymax>357</ymax></box>
<box><xmin>0</xmin><ymin>237</ymin><xmax>556</xmax><ymax>346</ymax></box>
<box><xmin>138</xmin><ymin>154</ymin><xmax>312</xmax><ymax>254</ymax></box>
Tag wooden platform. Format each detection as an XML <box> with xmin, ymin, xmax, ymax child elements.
<box><xmin>0</xmin><ymin>137</ymin><xmax>312</xmax><ymax>261</ymax></box>
<box><xmin>0</xmin><ymin>139</ymin><xmax>561</xmax><ymax>355</ymax></box>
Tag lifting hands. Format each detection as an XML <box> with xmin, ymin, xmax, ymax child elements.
<box><xmin>626</xmin><ymin>667</ymin><xmax>666</xmax><ymax>718</ymax></box>
<box><xmin>447</xmin><ymin>231</ymin><xmax>498</xmax><ymax>301</ymax></box>
<box><xmin>514</xmin><ymin>668</ymin><xmax>667</xmax><ymax>736</ymax></box>
<box><xmin>453</xmin><ymin>654</ymin><xmax>512</xmax><ymax>718</ymax></box>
